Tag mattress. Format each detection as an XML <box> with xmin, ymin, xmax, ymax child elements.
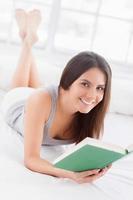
<box><xmin>0</xmin><ymin>91</ymin><xmax>133</xmax><ymax>200</ymax></box>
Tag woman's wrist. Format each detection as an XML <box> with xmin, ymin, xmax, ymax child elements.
<box><xmin>52</xmin><ymin>166</ymin><xmax>73</xmax><ymax>179</ymax></box>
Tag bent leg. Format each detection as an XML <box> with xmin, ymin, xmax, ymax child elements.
<box><xmin>28</xmin><ymin>10</ymin><xmax>42</xmax><ymax>88</ymax></box>
<box><xmin>10</xmin><ymin>41</ymin><xmax>32</xmax><ymax>89</ymax></box>
<box><xmin>10</xmin><ymin>9</ymin><xmax>42</xmax><ymax>89</ymax></box>
<box><xmin>29</xmin><ymin>53</ymin><xmax>42</xmax><ymax>88</ymax></box>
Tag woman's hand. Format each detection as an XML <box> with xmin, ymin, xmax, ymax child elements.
<box><xmin>62</xmin><ymin>164</ymin><xmax>112</xmax><ymax>184</ymax></box>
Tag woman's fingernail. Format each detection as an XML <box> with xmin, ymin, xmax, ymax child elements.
<box><xmin>96</xmin><ymin>169</ymin><xmax>100</xmax><ymax>173</ymax></box>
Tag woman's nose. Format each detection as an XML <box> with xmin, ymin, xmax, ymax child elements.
<box><xmin>86</xmin><ymin>88</ymin><xmax>97</xmax><ymax>99</ymax></box>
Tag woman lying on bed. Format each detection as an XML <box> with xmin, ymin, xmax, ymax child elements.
<box><xmin>1</xmin><ymin>9</ymin><xmax>112</xmax><ymax>184</ymax></box>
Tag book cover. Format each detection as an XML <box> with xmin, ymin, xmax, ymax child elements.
<box><xmin>53</xmin><ymin>137</ymin><xmax>133</xmax><ymax>172</ymax></box>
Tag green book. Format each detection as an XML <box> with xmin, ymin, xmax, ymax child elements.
<box><xmin>53</xmin><ymin>137</ymin><xmax>133</xmax><ymax>172</ymax></box>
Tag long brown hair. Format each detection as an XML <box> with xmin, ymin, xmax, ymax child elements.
<box><xmin>59</xmin><ymin>51</ymin><xmax>112</xmax><ymax>143</ymax></box>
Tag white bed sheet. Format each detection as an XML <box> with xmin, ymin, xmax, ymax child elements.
<box><xmin>0</xmin><ymin>92</ymin><xmax>133</xmax><ymax>200</ymax></box>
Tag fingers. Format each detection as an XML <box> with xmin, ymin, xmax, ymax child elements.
<box><xmin>77</xmin><ymin>169</ymin><xmax>100</xmax><ymax>178</ymax></box>
<box><xmin>100</xmin><ymin>164</ymin><xmax>112</xmax><ymax>174</ymax></box>
<box><xmin>71</xmin><ymin>165</ymin><xmax>112</xmax><ymax>184</ymax></box>
<box><xmin>71</xmin><ymin>169</ymin><xmax>99</xmax><ymax>183</ymax></box>
<box><xmin>83</xmin><ymin>172</ymin><xmax>104</xmax><ymax>183</ymax></box>
<box><xmin>87</xmin><ymin>166</ymin><xmax>112</xmax><ymax>182</ymax></box>
<box><xmin>77</xmin><ymin>170</ymin><xmax>106</xmax><ymax>184</ymax></box>
<box><xmin>107</xmin><ymin>164</ymin><xmax>112</xmax><ymax>169</ymax></box>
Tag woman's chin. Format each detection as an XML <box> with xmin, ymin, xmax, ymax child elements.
<box><xmin>77</xmin><ymin>100</ymin><xmax>94</xmax><ymax>114</ymax></box>
<box><xmin>78</xmin><ymin>107</ymin><xmax>92</xmax><ymax>114</ymax></box>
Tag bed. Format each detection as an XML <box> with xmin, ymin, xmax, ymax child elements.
<box><xmin>0</xmin><ymin>52</ymin><xmax>133</xmax><ymax>200</ymax></box>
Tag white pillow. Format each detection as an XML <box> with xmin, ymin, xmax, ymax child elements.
<box><xmin>109</xmin><ymin>78</ymin><xmax>133</xmax><ymax>116</ymax></box>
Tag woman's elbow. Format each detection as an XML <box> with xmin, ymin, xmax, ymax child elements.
<box><xmin>24</xmin><ymin>157</ymin><xmax>37</xmax><ymax>171</ymax></box>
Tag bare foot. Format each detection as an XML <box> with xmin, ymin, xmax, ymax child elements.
<box><xmin>15</xmin><ymin>9</ymin><xmax>27</xmax><ymax>40</ymax></box>
<box><xmin>28</xmin><ymin>9</ymin><xmax>41</xmax><ymax>34</ymax></box>
<box><xmin>25</xmin><ymin>9</ymin><xmax>41</xmax><ymax>46</ymax></box>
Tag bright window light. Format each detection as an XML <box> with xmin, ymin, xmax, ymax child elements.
<box><xmin>0</xmin><ymin>0</ymin><xmax>133</xmax><ymax>67</ymax></box>
<box><xmin>54</xmin><ymin>11</ymin><xmax>95</xmax><ymax>51</ymax></box>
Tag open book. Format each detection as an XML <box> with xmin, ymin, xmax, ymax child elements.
<box><xmin>53</xmin><ymin>137</ymin><xmax>133</xmax><ymax>172</ymax></box>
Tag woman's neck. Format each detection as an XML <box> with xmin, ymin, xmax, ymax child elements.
<box><xmin>56</xmin><ymin>92</ymin><xmax>75</xmax><ymax>119</ymax></box>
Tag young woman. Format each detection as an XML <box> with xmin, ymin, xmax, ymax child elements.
<box><xmin>1</xmin><ymin>9</ymin><xmax>112</xmax><ymax>184</ymax></box>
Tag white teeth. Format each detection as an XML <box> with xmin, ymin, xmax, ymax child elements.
<box><xmin>80</xmin><ymin>98</ymin><xmax>94</xmax><ymax>105</ymax></box>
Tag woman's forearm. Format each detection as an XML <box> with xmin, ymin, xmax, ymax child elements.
<box><xmin>24</xmin><ymin>156</ymin><xmax>73</xmax><ymax>179</ymax></box>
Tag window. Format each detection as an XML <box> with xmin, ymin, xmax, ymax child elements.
<box><xmin>54</xmin><ymin>11</ymin><xmax>95</xmax><ymax>51</ymax></box>
<box><xmin>0</xmin><ymin>1</ymin><xmax>13</xmax><ymax>41</ymax></box>
<box><xmin>0</xmin><ymin>0</ymin><xmax>133</xmax><ymax>67</ymax></box>
<box><xmin>53</xmin><ymin>0</ymin><xmax>133</xmax><ymax>66</ymax></box>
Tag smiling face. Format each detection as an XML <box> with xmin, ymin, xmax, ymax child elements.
<box><xmin>65</xmin><ymin>67</ymin><xmax>106</xmax><ymax>114</ymax></box>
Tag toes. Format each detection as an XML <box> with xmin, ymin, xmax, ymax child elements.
<box><xmin>15</xmin><ymin>8</ymin><xmax>25</xmax><ymax>12</ymax></box>
<box><xmin>15</xmin><ymin>9</ymin><xmax>26</xmax><ymax>16</ymax></box>
<box><xmin>15</xmin><ymin>9</ymin><xmax>27</xmax><ymax>40</ymax></box>
<box><xmin>16</xmin><ymin>8</ymin><xmax>25</xmax><ymax>12</ymax></box>
<box><xmin>31</xmin><ymin>9</ymin><xmax>41</xmax><ymax>13</ymax></box>
<box><xmin>28</xmin><ymin>9</ymin><xmax>41</xmax><ymax>18</ymax></box>
<box><xmin>15</xmin><ymin>9</ymin><xmax>27</xmax><ymax>22</ymax></box>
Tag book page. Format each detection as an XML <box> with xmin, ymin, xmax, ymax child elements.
<box><xmin>85</xmin><ymin>137</ymin><xmax>126</xmax><ymax>154</ymax></box>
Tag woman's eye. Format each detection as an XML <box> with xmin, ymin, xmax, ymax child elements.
<box><xmin>97</xmin><ymin>87</ymin><xmax>104</xmax><ymax>91</ymax></box>
<box><xmin>81</xmin><ymin>82</ymin><xmax>89</xmax><ymax>87</ymax></box>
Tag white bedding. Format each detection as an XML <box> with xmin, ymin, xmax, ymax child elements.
<box><xmin>0</xmin><ymin>91</ymin><xmax>133</xmax><ymax>200</ymax></box>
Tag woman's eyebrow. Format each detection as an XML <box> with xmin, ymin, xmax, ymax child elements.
<box><xmin>80</xmin><ymin>79</ymin><xmax>105</xmax><ymax>87</ymax></box>
<box><xmin>80</xmin><ymin>79</ymin><xmax>92</xmax><ymax>84</ymax></box>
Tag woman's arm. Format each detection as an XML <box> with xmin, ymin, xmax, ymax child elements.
<box><xmin>23</xmin><ymin>90</ymin><xmax>72</xmax><ymax>178</ymax></box>
<box><xmin>23</xmin><ymin>90</ymin><xmax>111</xmax><ymax>183</ymax></box>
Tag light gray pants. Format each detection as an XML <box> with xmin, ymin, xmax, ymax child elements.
<box><xmin>1</xmin><ymin>87</ymin><xmax>35</xmax><ymax>135</ymax></box>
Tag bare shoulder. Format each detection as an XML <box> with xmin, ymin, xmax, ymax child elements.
<box><xmin>25</xmin><ymin>89</ymin><xmax>52</xmax><ymax>122</ymax></box>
